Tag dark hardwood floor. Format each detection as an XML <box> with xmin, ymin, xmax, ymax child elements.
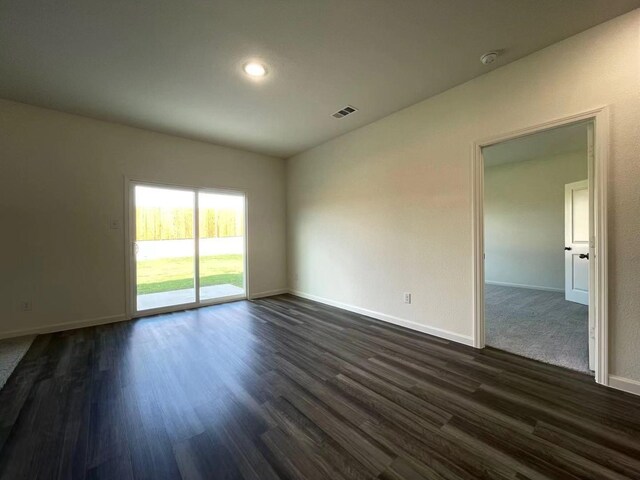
<box><xmin>1</xmin><ymin>295</ymin><xmax>640</xmax><ymax>479</ymax></box>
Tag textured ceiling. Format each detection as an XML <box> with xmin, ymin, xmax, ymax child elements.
<box><xmin>1</xmin><ymin>0</ymin><xmax>638</xmax><ymax>157</ymax></box>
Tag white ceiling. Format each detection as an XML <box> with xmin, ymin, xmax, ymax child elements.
<box><xmin>483</xmin><ymin>122</ymin><xmax>589</xmax><ymax>167</ymax></box>
<box><xmin>1</xmin><ymin>1</ymin><xmax>638</xmax><ymax>158</ymax></box>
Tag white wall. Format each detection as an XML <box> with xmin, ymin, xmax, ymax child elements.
<box><xmin>0</xmin><ymin>99</ymin><xmax>287</xmax><ymax>337</ymax></box>
<box><xmin>484</xmin><ymin>151</ymin><xmax>588</xmax><ymax>291</ymax></box>
<box><xmin>287</xmin><ymin>11</ymin><xmax>640</xmax><ymax>380</ymax></box>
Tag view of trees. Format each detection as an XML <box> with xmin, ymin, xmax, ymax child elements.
<box><xmin>135</xmin><ymin>208</ymin><xmax>244</xmax><ymax>240</ymax></box>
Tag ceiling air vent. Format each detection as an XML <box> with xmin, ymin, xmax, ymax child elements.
<box><xmin>332</xmin><ymin>105</ymin><xmax>358</xmax><ymax>119</ymax></box>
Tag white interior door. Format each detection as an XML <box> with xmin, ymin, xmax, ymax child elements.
<box><xmin>564</xmin><ymin>180</ymin><xmax>589</xmax><ymax>306</ymax></box>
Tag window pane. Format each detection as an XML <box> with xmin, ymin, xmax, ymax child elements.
<box><xmin>198</xmin><ymin>192</ymin><xmax>245</xmax><ymax>301</ymax></box>
<box><xmin>135</xmin><ymin>185</ymin><xmax>196</xmax><ymax>311</ymax></box>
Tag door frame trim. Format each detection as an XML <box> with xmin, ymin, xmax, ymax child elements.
<box><xmin>124</xmin><ymin>177</ymin><xmax>250</xmax><ymax>319</ymax></box>
<box><xmin>471</xmin><ymin>106</ymin><xmax>609</xmax><ymax>385</ymax></box>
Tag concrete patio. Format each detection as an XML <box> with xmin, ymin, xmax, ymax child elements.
<box><xmin>137</xmin><ymin>284</ymin><xmax>244</xmax><ymax>311</ymax></box>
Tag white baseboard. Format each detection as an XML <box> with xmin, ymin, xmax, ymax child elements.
<box><xmin>608</xmin><ymin>375</ymin><xmax>640</xmax><ymax>397</ymax></box>
<box><xmin>0</xmin><ymin>290</ymin><xmax>289</xmax><ymax>339</ymax></box>
<box><xmin>289</xmin><ymin>290</ymin><xmax>474</xmax><ymax>346</ymax></box>
<box><xmin>485</xmin><ymin>280</ymin><xmax>563</xmax><ymax>293</ymax></box>
<box><xmin>249</xmin><ymin>288</ymin><xmax>289</xmax><ymax>300</ymax></box>
<box><xmin>0</xmin><ymin>314</ymin><xmax>129</xmax><ymax>340</ymax></box>
<box><xmin>2</xmin><ymin>293</ymin><xmax>633</xmax><ymax>399</ymax></box>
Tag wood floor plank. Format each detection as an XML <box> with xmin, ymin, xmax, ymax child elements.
<box><xmin>263</xmin><ymin>396</ymin><xmax>373</xmax><ymax>480</ymax></box>
<box><xmin>0</xmin><ymin>294</ymin><xmax>639</xmax><ymax>479</ymax></box>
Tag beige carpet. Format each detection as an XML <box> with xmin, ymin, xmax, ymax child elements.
<box><xmin>0</xmin><ymin>336</ymin><xmax>35</xmax><ymax>390</ymax></box>
<box><xmin>485</xmin><ymin>284</ymin><xmax>590</xmax><ymax>373</ymax></box>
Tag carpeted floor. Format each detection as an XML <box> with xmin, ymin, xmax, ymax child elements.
<box><xmin>0</xmin><ymin>336</ymin><xmax>35</xmax><ymax>391</ymax></box>
<box><xmin>485</xmin><ymin>284</ymin><xmax>590</xmax><ymax>373</ymax></box>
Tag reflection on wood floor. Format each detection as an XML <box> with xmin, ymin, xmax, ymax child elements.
<box><xmin>1</xmin><ymin>294</ymin><xmax>639</xmax><ymax>479</ymax></box>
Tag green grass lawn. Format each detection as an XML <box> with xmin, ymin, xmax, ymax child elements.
<box><xmin>137</xmin><ymin>254</ymin><xmax>243</xmax><ymax>295</ymax></box>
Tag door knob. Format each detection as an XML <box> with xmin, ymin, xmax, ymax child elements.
<box><xmin>579</xmin><ymin>253</ymin><xmax>589</xmax><ymax>259</ymax></box>
<box><xmin>564</xmin><ymin>247</ymin><xmax>572</xmax><ymax>251</ymax></box>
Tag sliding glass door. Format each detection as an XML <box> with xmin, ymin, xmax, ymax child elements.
<box><xmin>132</xmin><ymin>182</ymin><xmax>246</xmax><ymax>315</ymax></box>
<box><xmin>134</xmin><ymin>185</ymin><xmax>196</xmax><ymax>311</ymax></box>
<box><xmin>198</xmin><ymin>191</ymin><xmax>245</xmax><ymax>302</ymax></box>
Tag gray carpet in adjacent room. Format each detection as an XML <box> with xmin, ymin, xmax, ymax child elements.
<box><xmin>0</xmin><ymin>336</ymin><xmax>35</xmax><ymax>391</ymax></box>
<box><xmin>485</xmin><ymin>284</ymin><xmax>590</xmax><ymax>373</ymax></box>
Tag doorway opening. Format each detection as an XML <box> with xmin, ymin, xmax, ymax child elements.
<box><xmin>483</xmin><ymin>123</ymin><xmax>591</xmax><ymax>372</ymax></box>
<box><xmin>128</xmin><ymin>181</ymin><xmax>247</xmax><ymax>316</ymax></box>
<box><xmin>472</xmin><ymin>108</ymin><xmax>609</xmax><ymax>385</ymax></box>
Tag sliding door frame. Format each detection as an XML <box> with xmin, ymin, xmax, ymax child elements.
<box><xmin>471</xmin><ymin>106</ymin><xmax>609</xmax><ymax>386</ymax></box>
<box><xmin>124</xmin><ymin>177</ymin><xmax>249</xmax><ymax>318</ymax></box>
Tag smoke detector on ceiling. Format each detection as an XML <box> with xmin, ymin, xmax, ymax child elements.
<box><xmin>332</xmin><ymin>105</ymin><xmax>358</xmax><ymax>119</ymax></box>
<box><xmin>480</xmin><ymin>51</ymin><xmax>499</xmax><ymax>65</ymax></box>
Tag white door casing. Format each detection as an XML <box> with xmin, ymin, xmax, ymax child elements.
<box><xmin>565</xmin><ymin>177</ymin><xmax>595</xmax><ymax>371</ymax></box>
<box><xmin>473</xmin><ymin>108</ymin><xmax>609</xmax><ymax>386</ymax></box>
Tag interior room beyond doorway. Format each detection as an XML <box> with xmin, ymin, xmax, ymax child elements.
<box><xmin>482</xmin><ymin>122</ymin><xmax>592</xmax><ymax>373</ymax></box>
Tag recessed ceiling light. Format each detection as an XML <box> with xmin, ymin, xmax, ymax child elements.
<box><xmin>243</xmin><ymin>62</ymin><xmax>267</xmax><ymax>77</ymax></box>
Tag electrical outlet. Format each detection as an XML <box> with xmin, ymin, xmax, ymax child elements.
<box><xmin>20</xmin><ymin>301</ymin><xmax>32</xmax><ymax>312</ymax></box>
<box><xmin>403</xmin><ymin>292</ymin><xmax>411</xmax><ymax>304</ymax></box>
